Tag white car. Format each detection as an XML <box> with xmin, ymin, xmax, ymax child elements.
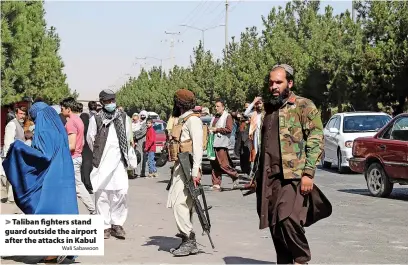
<box><xmin>148</xmin><ymin>111</ymin><xmax>160</xmax><ymax>120</ymax></box>
<box><xmin>321</xmin><ymin>111</ymin><xmax>392</xmax><ymax>173</ymax></box>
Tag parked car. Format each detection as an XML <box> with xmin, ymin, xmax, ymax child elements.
<box><xmin>201</xmin><ymin>115</ymin><xmax>240</xmax><ymax>173</ymax></box>
<box><xmin>321</xmin><ymin>111</ymin><xmax>392</xmax><ymax>173</ymax></box>
<box><xmin>152</xmin><ymin>119</ymin><xmax>167</xmax><ymax>158</ymax></box>
<box><xmin>148</xmin><ymin>111</ymin><xmax>160</xmax><ymax>120</ymax></box>
<box><xmin>349</xmin><ymin>113</ymin><xmax>408</xmax><ymax>197</ymax></box>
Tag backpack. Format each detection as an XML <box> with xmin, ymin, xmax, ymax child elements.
<box><xmin>168</xmin><ymin>113</ymin><xmax>208</xmax><ymax>161</ymax></box>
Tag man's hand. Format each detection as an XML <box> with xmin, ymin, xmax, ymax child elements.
<box><xmin>253</xmin><ymin>96</ymin><xmax>262</xmax><ymax>104</ymax></box>
<box><xmin>300</xmin><ymin>175</ymin><xmax>313</xmax><ymax>195</ymax></box>
<box><xmin>193</xmin><ymin>172</ymin><xmax>202</xmax><ymax>188</ymax></box>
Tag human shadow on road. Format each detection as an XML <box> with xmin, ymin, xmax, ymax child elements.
<box><xmin>316</xmin><ymin>165</ymin><xmax>358</xmax><ymax>175</ymax></box>
<box><xmin>223</xmin><ymin>256</ymin><xmax>275</xmax><ymax>264</ymax></box>
<box><xmin>338</xmin><ymin>188</ymin><xmax>408</xmax><ymax>202</ymax></box>
<box><xmin>156</xmin><ymin>180</ymin><xmax>169</xmax><ymax>184</ymax></box>
<box><xmin>143</xmin><ymin>236</ymin><xmax>209</xmax><ymax>254</ymax></box>
<box><xmin>142</xmin><ymin>236</ymin><xmax>179</xmax><ymax>252</ymax></box>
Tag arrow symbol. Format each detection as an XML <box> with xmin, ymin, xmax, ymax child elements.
<box><xmin>5</xmin><ymin>220</ymin><xmax>10</xmax><ymax>224</ymax></box>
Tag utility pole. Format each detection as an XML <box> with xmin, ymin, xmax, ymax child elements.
<box><xmin>225</xmin><ymin>0</ymin><xmax>229</xmax><ymax>56</ymax></box>
<box><xmin>351</xmin><ymin>0</ymin><xmax>356</xmax><ymax>22</ymax></box>
<box><xmin>162</xmin><ymin>31</ymin><xmax>182</xmax><ymax>68</ymax></box>
<box><xmin>179</xmin><ymin>24</ymin><xmax>225</xmax><ymax>51</ymax></box>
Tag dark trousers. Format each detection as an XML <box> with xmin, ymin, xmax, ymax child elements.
<box><xmin>269</xmin><ymin>218</ymin><xmax>311</xmax><ymax>264</ymax></box>
<box><xmin>239</xmin><ymin>146</ymin><xmax>251</xmax><ymax>175</ymax></box>
<box><xmin>81</xmin><ymin>146</ymin><xmax>93</xmax><ymax>193</ymax></box>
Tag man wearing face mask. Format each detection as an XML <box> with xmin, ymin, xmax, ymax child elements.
<box><xmin>3</xmin><ymin>106</ymin><xmax>27</xmax><ymax>203</ymax></box>
<box><xmin>249</xmin><ymin>64</ymin><xmax>331</xmax><ymax>264</ymax></box>
<box><xmin>87</xmin><ymin>89</ymin><xmax>132</xmax><ymax>240</ymax></box>
<box><xmin>133</xmin><ymin>110</ymin><xmax>148</xmax><ymax>178</ymax></box>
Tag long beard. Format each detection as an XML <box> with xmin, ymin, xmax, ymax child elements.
<box><xmin>172</xmin><ymin>105</ymin><xmax>181</xmax><ymax>117</ymax></box>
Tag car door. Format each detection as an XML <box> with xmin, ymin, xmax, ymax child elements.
<box><xmin>325</xmin><ymin>116</ymin><xmax>340</xmax><ymax>161</ymax></box>
<box><xmin>376</xmin><ymin>116</ymin><xmax>408</xmax><ymax>180</ymax></box>
<box><xmin>323</xmin><ymin>117</ymin><xmax>335</xmax><ymax>161</ymax></box>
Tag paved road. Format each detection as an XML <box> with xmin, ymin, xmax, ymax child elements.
<box><xmin>2</xmin><ymin>165</ymin><xmax>408</xmax><ymax>264</ymax></box>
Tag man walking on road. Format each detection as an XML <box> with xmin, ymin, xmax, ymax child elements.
<box><xmin>87</xmin><ymin>89</ymin><xmax>132</xmax><ymax>240</ymax></box>
<box><xmin>167</xmin><ymin>89</ymin><xmax>203</xmax><ymax>257</ymax></box>
<box><xmin>252</xmin><ymin>64</ymin><xmax>331</xmax><ymax>264</ymax></box>
<box><xmin>61</xmin><ymin>97</ymin><xmax>96</xmax><ymax>215</ymax></box>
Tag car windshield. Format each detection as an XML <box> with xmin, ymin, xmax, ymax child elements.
<box><xmin>343</xmin><ymin>115</ymin><xmax>391</xmax><ymax>133</ymax></box>
<box><xmin>153</xmin><ymin>123</ymin><xmax>164</xmax><ymax>133</ymax></box>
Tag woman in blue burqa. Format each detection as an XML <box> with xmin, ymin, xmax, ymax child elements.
<box><xmin>2</xmin><ymin>102</ymin><xmax>78</xmax><ymax>264</ymax></box>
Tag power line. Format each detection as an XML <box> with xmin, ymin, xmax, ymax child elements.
<box><xmin>180</xmin><ymin>1</ymin><xmax>218</xmax><ymax>35</ymax></box>
<box><xmin>179</xmin><ymin>0</ymin><xmax>208</xmax><ymax>31</ymax></box>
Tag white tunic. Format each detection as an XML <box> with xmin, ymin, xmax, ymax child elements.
<box><xmin>87</xmin><ymin>115</ymin><xmax>132</xmax><ymax>194</ymax></box>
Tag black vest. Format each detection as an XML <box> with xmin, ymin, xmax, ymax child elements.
<box><xmin>92</xmin><ymin>112</ymin><xmax>127</xmax><ymax>168</ymax></box>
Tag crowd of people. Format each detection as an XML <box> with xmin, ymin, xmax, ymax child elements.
<box><xmin>1</xmin><ymin>64</ymin><xmax>332</xmax><ymax>264</ymax></box>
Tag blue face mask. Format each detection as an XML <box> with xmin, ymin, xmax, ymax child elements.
<box><xmin>104</xmin><ymin>103</ymin><xmax>116</xmax><ymax>112</ymax></box>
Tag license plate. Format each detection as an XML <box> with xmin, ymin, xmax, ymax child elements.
<box><xmin>156</xmin><ymin>146</ymin><xmax>162</xmax><ymax>153</ymax></box>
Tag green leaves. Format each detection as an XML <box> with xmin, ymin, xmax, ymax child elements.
<box><xmin>1</xmin><ymin>1</ymin><xmax>73</xmax><ymax>105</ymax></box>
<box><xmin>115</xmin><ymin>0</ymin><xmax>407</xmax><ymax>118</ymax></box>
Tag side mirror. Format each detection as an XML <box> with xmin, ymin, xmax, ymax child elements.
<box><xmin>329</xmin><ymin>128</ymin><xmax>339</xmax><ymax>134</ymax></box>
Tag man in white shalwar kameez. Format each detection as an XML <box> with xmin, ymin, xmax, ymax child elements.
<box><xmin>87</xmin><ymin>89</ymin><xmax>131</xmax><ymax>240</ymax></box>
<box><xmin>167</xmin><ymin>89</ymin><xmax>203</xmax><ymax>257</ymax></box>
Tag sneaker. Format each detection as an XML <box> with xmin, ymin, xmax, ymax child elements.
<box><xmin>211</xmin><ymin>185</ymin><xmax>221</xmax><ymax>191</ymax></box>
<box><xmin>111</xmin><ymin>225</ymin><xmax>126</xmax><ymax>239</ymax></box>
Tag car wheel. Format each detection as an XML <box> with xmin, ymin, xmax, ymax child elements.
<box><xmin>337</xmin><ymin>150</ymin><xmax>347</xmax><ymax>174</ymax></box>
<box><xmin>365</xmin><ymin>163</ymin><xmax>393</xmax><ymax>198</ymax></box>
<box><xmin>321</xmin><ymin>151</ymin><xmax>332</xmax><ymax>169</ymax></box>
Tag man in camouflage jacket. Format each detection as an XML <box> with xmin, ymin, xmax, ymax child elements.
<box><xmin>249</xmin><ymin>64</ymin><xmax>328</xmax><ymax>264</ymax></box>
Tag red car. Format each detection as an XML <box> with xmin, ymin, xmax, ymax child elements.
<box><xmin>349</xmin><ymin>113</ymin><xmax>408</xmax><ymax>197</ymax></box>
<box><xmin>152</xmin><ymin>119</ymin><xmax>167</xmax><ymax>155</ymax></box>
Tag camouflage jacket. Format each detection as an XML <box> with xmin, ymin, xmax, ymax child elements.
<box><xmin>255</xmin><ymin>92</ymin><xmax>324</xmax><ymax>180</ymax></box>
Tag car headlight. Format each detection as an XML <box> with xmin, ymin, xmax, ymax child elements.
<box><xmin>345</xmin><ymin>141</ymin><xmax>353</xmax><ymax>148</ymax></box>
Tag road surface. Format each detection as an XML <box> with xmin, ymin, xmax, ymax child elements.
<box><xmin>1</xmin><ymin>165</ymin><xmax>408</xmax><ymax>264</ymax></box>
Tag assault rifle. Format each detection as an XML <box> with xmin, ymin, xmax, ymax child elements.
<box><xmin>178</xmin><ymin>152</ymin><xmax>215</xmax><ymax>249</ymax></box>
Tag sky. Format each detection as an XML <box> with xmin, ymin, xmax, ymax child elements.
<box><xmin>43</xmin><ymin>0</ymin><xmax>354</xmax><ymax>100</ymax></box>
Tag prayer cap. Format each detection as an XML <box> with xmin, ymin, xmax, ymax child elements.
<box><xmin>99</xmin><ymin>89</ymin><xmax>116</xmax><ymax>101</ymax></box>
<box><xmin>272</xmin><ymin>64</ymin><xmax>294</xmax><ymax>76</ymax></box>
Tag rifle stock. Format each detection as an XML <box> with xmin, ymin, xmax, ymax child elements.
<box><xmin>177</xmin><ymin>152</ymin><xmax>215</xmax><ymax>249</ymax></box>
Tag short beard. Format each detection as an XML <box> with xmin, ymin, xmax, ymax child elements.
<box><xmin>264</xmin><ymin>87</ymin><xmax>290</xmax><ymax>106</ymax></box>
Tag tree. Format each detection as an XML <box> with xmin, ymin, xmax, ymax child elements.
<box><xmin>1</xmin><ymin>1</ymin><xmax>74</xmax><ymax>105</ymax></box>
<box><xmin>116</xmin><ymin>0</ymin><xmax>408</xmax><ymax>121</ymax></box>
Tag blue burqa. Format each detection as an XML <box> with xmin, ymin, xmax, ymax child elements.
<box><xmin>2</xmin><ymin>102</ymin><xmax>78</xmax><ymax>214</ymax></box>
